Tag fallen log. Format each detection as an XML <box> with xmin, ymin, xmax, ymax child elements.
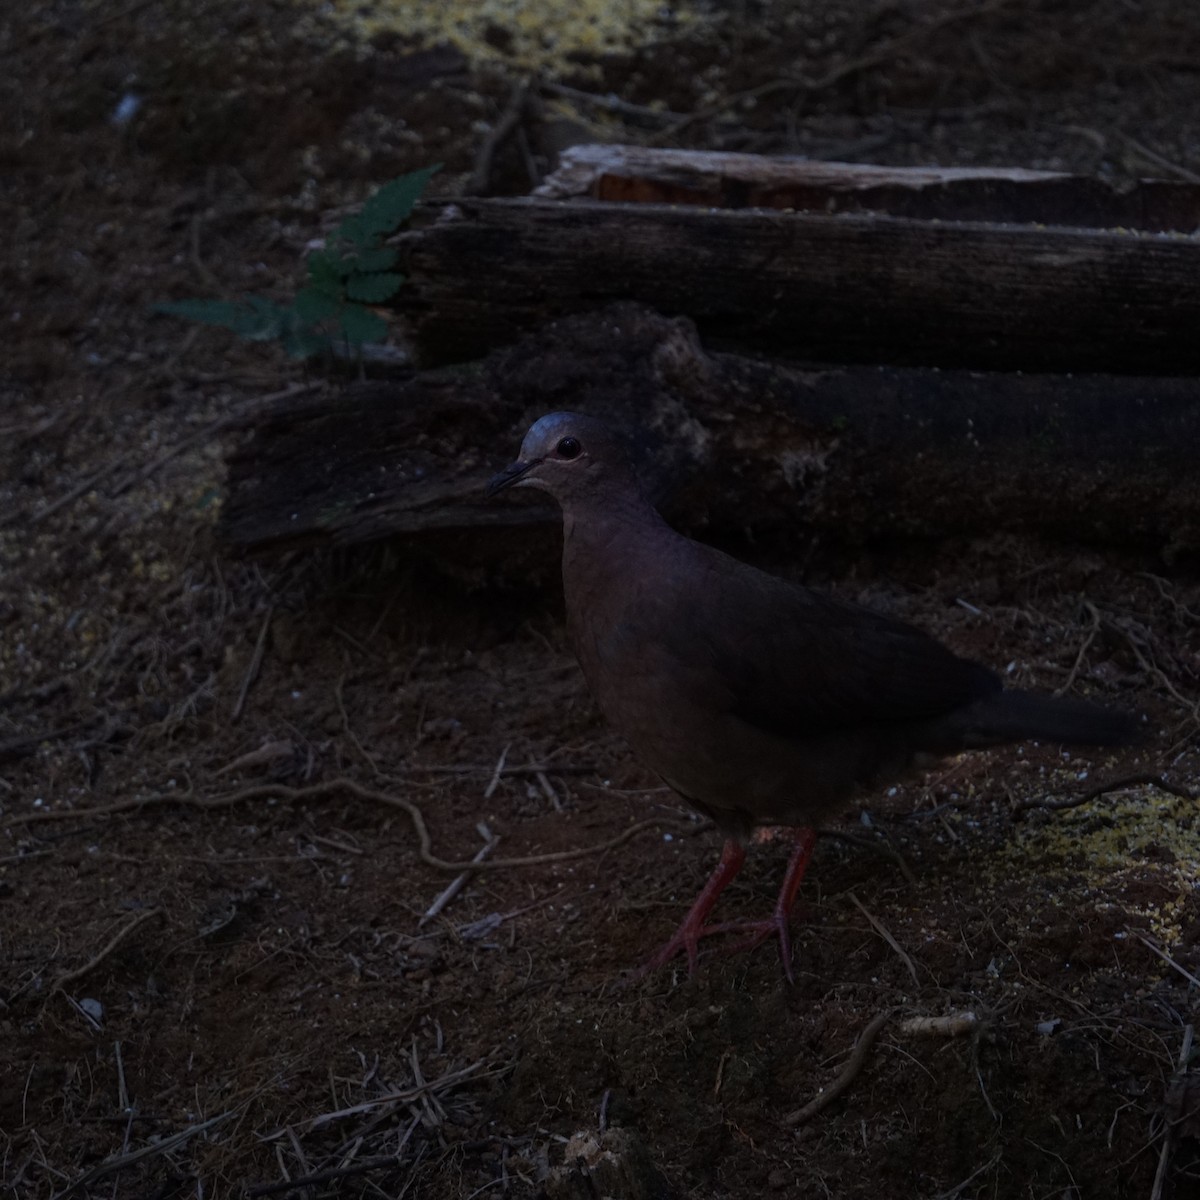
<box><xmin>394</xmin><ymin>146</ymin><xmax>1200</xmax><ymax>374</ymax></box>
<box><xmin>221</xmin><ymin>304</ymin><xmax>1200</xmax><ymax>564</ymax></box>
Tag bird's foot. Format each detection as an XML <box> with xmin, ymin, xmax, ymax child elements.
<box><xmin>624</xmin><ymin>924</ymin><xmax>708</xmax><ymax>983</ymax></box>
<box><xmin>624</xmin><ymin>910</ymin><xmax>795</xmax><ymax>984</ymax></box>
<box><xmin>622</xmin><ymin>829</ymin><xmax>814</xmax><ymax>985</ymax></box>
<box><xmin>701</xmin><ymin>912</ymin><xmax>795</xmax><ymax>983</ymax></box>
<box><xmin>621</xmin><ymin>838</ymin><xmax>748</xmax><ymax>984</ymax></box>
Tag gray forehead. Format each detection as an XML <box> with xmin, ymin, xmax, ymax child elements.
<box><xmin>519</xmin><ymin>411</ymin><xmax>600</xmax><ymax>456</ymax></box>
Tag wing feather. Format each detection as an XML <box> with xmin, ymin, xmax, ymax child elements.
<box><xmin>661</xmin><ymin>546</ymin><xmax>999</xmax><ymax>738</ymax></box>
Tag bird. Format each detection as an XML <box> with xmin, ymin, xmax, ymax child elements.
<box><xmin>487</xmin><ymin>411</ymin><xmax>1134</xmax><ymax>980</ymax></box>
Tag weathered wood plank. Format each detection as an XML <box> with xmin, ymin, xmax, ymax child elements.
<box><xmin>536</xmin><ymin>144</ymin><xmax>1200</xmax><ymax>232</ymax></box>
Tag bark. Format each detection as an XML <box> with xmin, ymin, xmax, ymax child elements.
<box><xmin>393</xmin><ymin>147</ymin><xmax>1200</xmax><ymax>374</ymax></box>
<box><xmin>221</xmin><ymin>305</ymin><xmax>1200</xmax><ymax>564</ymax></box>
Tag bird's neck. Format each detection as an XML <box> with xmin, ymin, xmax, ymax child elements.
<box><xmin>557</xmin><ymin>483</ymin><xmax>694</xmax><ymax>683</ymax></box>
<box><xmin>559</xmin><ymin>482</ymin><xmax>678</xmax><ymax>614</ymax></box>
<box><xmin>560</xmin><ymin>484</ymin><xmax>671</xmax><ymax>560</ymax></box>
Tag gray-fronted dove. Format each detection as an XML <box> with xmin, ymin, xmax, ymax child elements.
<box><xmin>488</xmin><ymin>412</ymin><xmax>1133</xmax><ymax>979</ymax></box>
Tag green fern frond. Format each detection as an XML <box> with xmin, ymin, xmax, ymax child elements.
<box><xmin>344</xmin><ymin>272</ymin><xmax>405</xmax><ymax>303</ymax></box>
<box><xmin>346</xmin><ymin>163</ymin><xmax>441</xmax><ymax>242</ymax></box>
<box><xmin>154</xmin><ymin>164</ymin><xmax>437</xmax><ymax>361</ymax></box>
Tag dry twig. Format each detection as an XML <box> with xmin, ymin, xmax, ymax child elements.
<box><xmin>231</xmin><ymin>605</ymin><xmax>275</xmax><ymax>722</ymax></box>
<box><xmin>483</xmin><ymin>744</ymin><xmax>511</xmax><ymax>800</ymax></box>
<box><xmin>188</xmin><ymin>204</ymin><xmax>221</xmax><ymax>293</ymax></box>
<box><xmin>932</xmin><ymin>1151</ymin><xmax>1002</xmax><ymax>1200</ymax></box>
<box><xmin>420</xmin><ymin>824</ymin><xmax>498</xmax><ymax>927</ymax></box>
<box><xmin>55</xmin><ymin>1109</ymin><xmax>234</xmax><ymax>1196</ymax></box>
<box><xmin>247</xmin><ymin>1156</ymin><xmax>404</xmax><ymax>1198</ymax></box>
<box><xmin>1056</xmin><ymin>600</ymin><xmax>1101</xmax><ymax>696</ymax></box>
<box><xmin>1100</xmin><ymin>613</ymin><xmax>1198</xmax><ymax>721</ymax></box>
<box><xmin>0</xmin><ymin>849</ymin><xmax>52</xmax><ymax>865</ymax></box>
<box><xmin>898</xmin><ymin>1012</ymin><xmax>980</xmax><ymax>1037</ymax></box>
<box><xmin>466</xmin><ymin>80</ymin><xmax>530</xmax><ymax>195</ymax></box>
<box><xmin>38</xmin><ymin>465</ymin><xmax>127</xmax><ymax>521</ymax></box>
<box><xmin>1119</xmin><ymin>133</ymin><xmax>1200</xmax><ymax>185</ymax></box>
<box><xmin>849</xmin><ymin>893</ymin><xmax>920</xmax><ymax>988</ymax></box>
<box><xmin>540</xmin><ymin>81</ymin><xmax>683</xmax><ymax>124</ymax></box>
<box><xmin>1150</xmin><ymin>1024</ymin><xmax>1195</xmax><ymax>1200</ymax></box>
<box><xmin>1132</xmin><ymin>931</ymin><xmax>1200</xmax><ymax>991</ymax></box>
<box><xmin>51</xmin><ymin>908</ymin><xmax>163</xmax><ymax>994</ymax></box>
<box><xmin>536</xmin><ymin>770</ymin><xmax>563</xmax><ymax>811</ymax></box>
<box><xmin>820</xmin><ymin>829</ymin><xmax>917</xmax><ymax>886</ymax></box>
<box><xmin>216</xmin><ymin>740</ymin><xmax>294</xmax><ymax>776</ymax></box>
<box><xmin>302</xmin><ymin>1060</ymin><xmax>487</xmax><ymax>1131</ymax></box>
<box><xmin>0</xmin><ymin>720</ymin><xmax>99</xmax><ymax>761</ymax></box>
<box><xmin>407</xmin><ymin>761</ymin><xmax>594</xmax><ymax>778</ymax></box>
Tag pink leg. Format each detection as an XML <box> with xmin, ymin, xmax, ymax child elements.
<box><xmin>702</xmin><ymin>826</ymin><xmax>818</xmax><ymax>983</ymax></box>
<box><xmin>629</xmin><ymin>839</ymin><xmax>747</xmax><ymax>979</ymax></box>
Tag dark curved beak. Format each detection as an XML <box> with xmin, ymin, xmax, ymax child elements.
<box><xmin>486</xmin><ymin>459</ymin><xmax>536</xmax><ymax>497</ymax></box>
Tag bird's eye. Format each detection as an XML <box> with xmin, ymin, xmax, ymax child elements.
<box><xmin>556</xmin><ymin>437</ymin><xmax>581</xmax><ymax>460</ymax></box>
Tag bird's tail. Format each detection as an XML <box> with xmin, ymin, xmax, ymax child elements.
<box><xmin>949</xmin><ymin>689</ymin><xmax>1137</xmax><ymax>748</ymax></box>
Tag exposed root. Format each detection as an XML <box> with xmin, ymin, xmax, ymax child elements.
<box><xmin>1011</xmin><ymin>772</ymin><xmax>1197</xmax><ymax>818</ymax></box>
<box><xmin>4</xmin><ymin>777</ymin><xmax>692</xmax><ymax>874</ymax></box>
<box><xmin>782</xmin><ymin>1009</ymin><xmax>894</xmax><ymax>1126</ymax></box>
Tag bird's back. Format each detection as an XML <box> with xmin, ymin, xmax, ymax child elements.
<box><xmin>560</xmin><ymin>503</ymin><xmax>1010</xmax><ymax>833</ymax></box>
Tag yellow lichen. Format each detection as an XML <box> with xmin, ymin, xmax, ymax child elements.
<box><xmin>1003</xmin><ymin>783</ymin><xmax>1200</xmax><ymax>946</ymax></box>
<box><xmin>298</xmin><ymin>0</ymin><xmax>688</xmax><ymax>72</ymax></box>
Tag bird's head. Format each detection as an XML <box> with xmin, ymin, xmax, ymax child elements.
<box><xmin>486</xmin><ymin>411</ymin><xmax>632</xmax><ymax>504</ymax></box>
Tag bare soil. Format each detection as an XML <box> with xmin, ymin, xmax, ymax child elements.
<box><xmin>2</xmin><ymin>3</ymin><xmax>1199</xmax><ymax>1198</ymax></box>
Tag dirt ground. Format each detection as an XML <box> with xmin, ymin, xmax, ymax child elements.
<box><xmin>3</xmin><ymin>2</ymin><xmax>1200</xmax><ymax>1197</ymax></box>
